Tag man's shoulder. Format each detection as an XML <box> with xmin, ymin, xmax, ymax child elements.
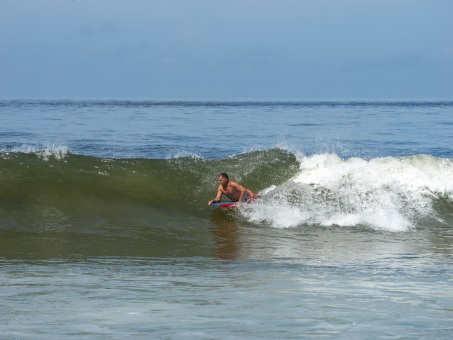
<box><xmin>229</xmin><ymin>180</ymin><xmax>243</xmax><ymax>188</ymax></box>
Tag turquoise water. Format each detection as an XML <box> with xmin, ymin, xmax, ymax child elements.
<box><xmin>1</xmin><ymin>100</ymin><xmax>452</xmax><ymax>338</ymax></box>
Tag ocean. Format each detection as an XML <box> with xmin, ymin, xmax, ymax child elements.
<box><xmin>1</xmin><ymin>99</ymin><xmax>452</xmax><ymax>338</ymax></box>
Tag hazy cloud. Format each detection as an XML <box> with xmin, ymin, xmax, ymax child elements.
<box><xmin>343</xmin><ymin>54</ymin><xmax>431</xmax><ymax>72</ymax></box>
<box><xmin>441</xmin><ymin>46</ymin><xmax>453</xmax><ymax>62</ymax></box>
<box><xmin>218</xmin><ymin>45</ymin><xmax>281</xmax><ymax>68</ymax></box>
<box><xmin>100</xmin><ymin>20</ymin><xmax>120</xmax><ymax>34</ymax></box>
<box><xmin>78</xmin><ymin>24</ymin><xmax>96</xmax><ymax>37</ymax></box>
<box><xmin>77</xmin><ymin>21</ymin><xmax>120</xmax><ymax>38</ymax></box>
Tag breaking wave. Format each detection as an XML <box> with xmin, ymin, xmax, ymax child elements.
<box><xmin>0</xmin><ymin>148</ymin><xmax>452</xmax><ymax>232</ymax></box>
<box><xmin>242</xmin><ymin>153</ymin><xmax>453</xmax><ymax>231</ymax></box>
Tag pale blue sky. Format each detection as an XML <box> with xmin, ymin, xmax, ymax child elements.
<box><xmin>1</xmin><ymin>0</ymin><xmax>452</xmax><ymax>98</ymax></box>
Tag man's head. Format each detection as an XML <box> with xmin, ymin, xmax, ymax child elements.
<box><xmin>218</xmin><ymin>173</ymin><xmax>229</xmax><ymax>185</ymax></box>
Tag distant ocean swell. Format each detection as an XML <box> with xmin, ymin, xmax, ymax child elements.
<box><xmin>0</xmin><ymin>147</ymin><xmax>452</xmax><ymax>232</ymax></box>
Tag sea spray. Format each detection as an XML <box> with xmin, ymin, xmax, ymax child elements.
<box><xmin>7</xmin><ymin>144</ymin><xmax>70</xmax><ymax>160</ymax></box>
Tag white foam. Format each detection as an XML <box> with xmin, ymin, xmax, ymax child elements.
<box><xmin>166</xmin><ymin>150</ymin><xmax>204</xmax><ymax>160</ymax></box>
<box><xmin>242</xmin><ymin>154</ymin><xmax>453</xmax><ymax>231</ymax></box>
<box><xmin>11</xmin><ymin>144</ymin><xmax>70</xmax><ymax>160</ymax></box>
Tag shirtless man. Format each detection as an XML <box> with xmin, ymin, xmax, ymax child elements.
<box><xmin>208</xmin><ymin>173</ymin><xmax>250</xmax><ymax>206</ymax></box>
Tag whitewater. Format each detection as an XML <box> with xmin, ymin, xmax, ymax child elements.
<box><xmin>245</xmin><ymin>152</ymin><xmax>453</xmax><ymax>231</ymax></box>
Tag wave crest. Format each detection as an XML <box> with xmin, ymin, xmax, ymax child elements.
<box><xmin>3</xmin><ymin>144</ymin><xmax>70</xmax><ymax>160</ymax></box>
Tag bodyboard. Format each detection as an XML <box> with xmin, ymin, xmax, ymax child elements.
<box><xmin>209</xmin><ymin>189</ymin><xmax>259</xmax><ymax>208</ymax></box>
<box><xmin>209</xmin><ymin>201</ymin><xmax>237</xmax><ymax>208</ymax></box>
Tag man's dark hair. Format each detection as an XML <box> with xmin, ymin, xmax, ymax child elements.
<box><xmin>219</xmin><ymin>173</ymin><xmax>229</xmax><ymax>179</ymax></box>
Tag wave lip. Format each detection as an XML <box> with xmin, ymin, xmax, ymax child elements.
<box><xmin>3</xmin><ymin>144</ymin><xmax>70</xmax><ymax>160</ymax></box>
<box><xmin>243</xmin><ymin>154</ymin><xmax>453</xmax><ymax>231</ymax></box>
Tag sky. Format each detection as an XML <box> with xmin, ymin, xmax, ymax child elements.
<box><xmin>1</xmin><ymin>0</ymin><xmax>452</xmax><ymax>99</ymax></box>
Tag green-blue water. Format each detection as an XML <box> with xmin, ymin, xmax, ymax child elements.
<box><xmin>1</xmin><ymin>100</ymin><xmax>452</xmax><ymax>338</ymax></box>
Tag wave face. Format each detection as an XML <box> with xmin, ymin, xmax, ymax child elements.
<box><xmin>1</xmin><ymin>148</ymin><xmax>452</xmax><ymax>232</ymax></box>
<box><xmin>0</xmin><ymin>148</ymin><xmax>299</xmax><ymax>229</ymax></box>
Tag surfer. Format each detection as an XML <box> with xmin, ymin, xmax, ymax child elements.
<box><xmin>208</xmin><ymin>173</ymin><xmax>256</xmax><ymax>206</ymax></box>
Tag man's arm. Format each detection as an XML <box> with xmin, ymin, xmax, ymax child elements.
<box><xmin>208</xmin><ymin>186</ymin><xmax>223</xmax><ymax>205</ymax></box>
